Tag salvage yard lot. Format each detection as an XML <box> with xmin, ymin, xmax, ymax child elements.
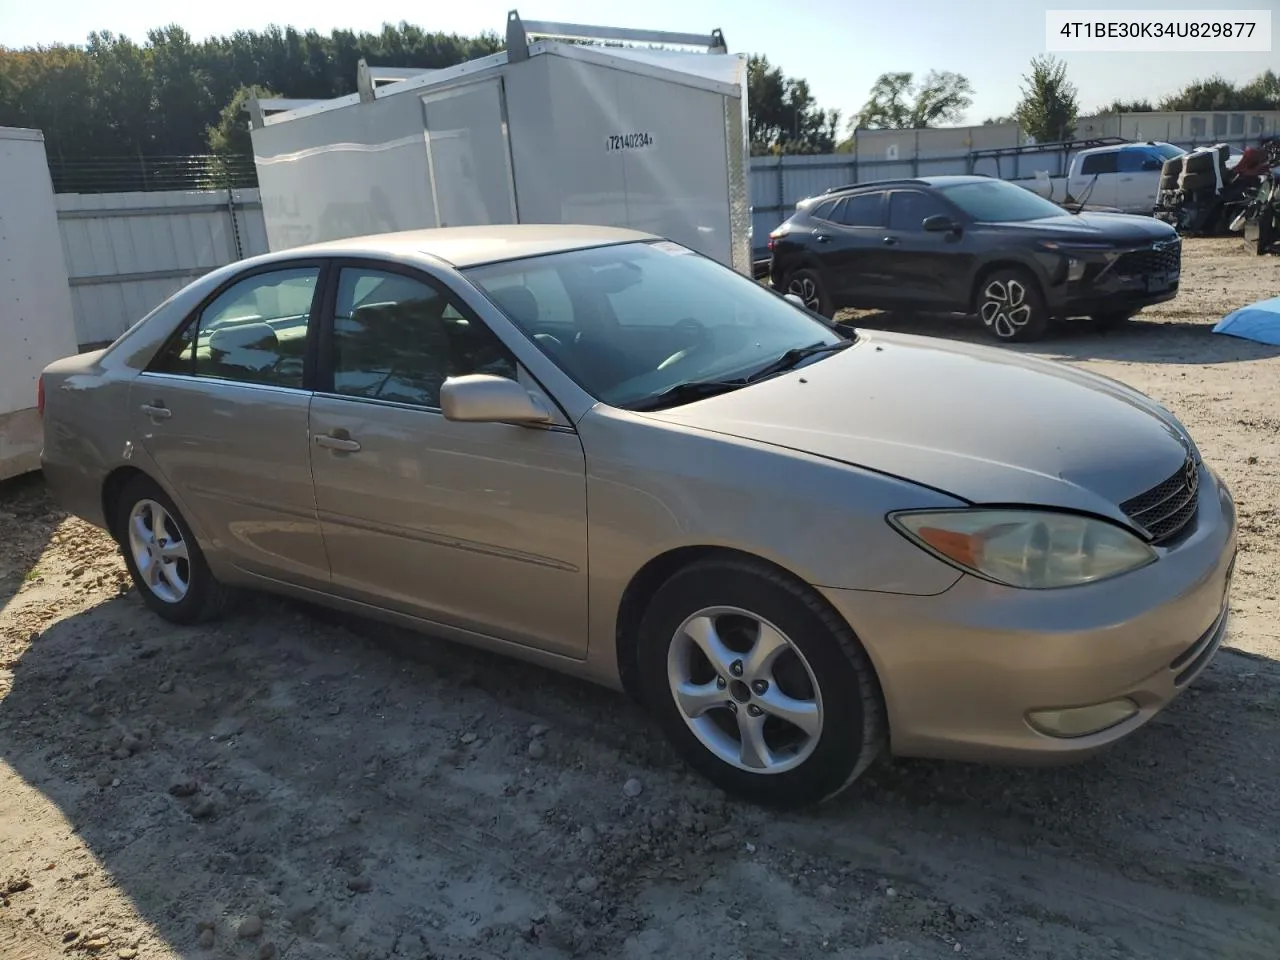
<box><xmin>2</xmin><ymin>237</ymin><xmax>1278</xmax><ymax>960</ymax></box>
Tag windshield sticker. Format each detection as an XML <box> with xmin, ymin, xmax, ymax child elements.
<box><xmin>606</xmin><ymin>132</ymin><xmax>655</xmax><ymax>152</ymax></box>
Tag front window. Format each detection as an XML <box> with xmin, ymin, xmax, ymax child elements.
<box><xmin>1149</xmin><ymin>143</ymin><xmax>1185</xmax><ymax>161</ymax></box>
<box><xmin>935</xmin><ymin>179</ymin><xmax>1067</xmax><ymax>223</ymax></box>
<box><xmin>464</xmin><ymin>241</ymin><xmax>843</xmax><ymax>410</ymax></box>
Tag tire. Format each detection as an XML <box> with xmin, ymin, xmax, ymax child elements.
<box><xmin>114</xmin><ymin>474</ymin><xmax>231</xmax><ymax>625</ymax></box>
<box><xmin>635</xmin><ymin>557</ymin><xmax>886</xmax><ymax>809</ymax></box>
<box><xmin>974</xmin><ymin>267</ymin><xmax>1051</xmax><ymax>343</ymax></box>
<box><xmin>784</xmin><ymin>268</ymin><xmax>835</xmax><ymax>319</ymax></box>
<box><xmin>1178</xmin><ymin>171</ymin><xmax>1214</xmax><ymax>192</ymax></box>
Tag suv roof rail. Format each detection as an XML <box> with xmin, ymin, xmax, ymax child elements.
<box><xmin>821</xmin><ymin>178</ymin><xmax>926</xmax><ymax>195</ymax></box>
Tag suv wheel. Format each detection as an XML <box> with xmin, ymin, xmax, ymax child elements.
<box><xmin>785</xmin><ymin>268</ymin><xmax>834</xmax><ymax>318</ymax></box>
<box><xmin>636</xmin><ymin>557</ymin><xmax>886</xmax><ymax>809</ymax></box>
<box><xmin>976</xmin><ymin>268</ymin><xmax>1050</xmax><ymax>342</ymax></box>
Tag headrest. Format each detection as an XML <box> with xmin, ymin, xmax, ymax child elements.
<box><xmin>208</xmin><ymin>321</ymin><xmax>278</xmax><ymax>355</ymax></box>
<box><xmin>489</xmin><ymin>286</ymin><xmax>539</xmax><ymax>324</ymax></box>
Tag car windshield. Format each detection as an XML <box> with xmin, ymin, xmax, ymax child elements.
<box><xmin>936</xmin><ymin>179</ymin><xmax>1067</xmax><ymax>223</ymax></box>
<box><xmin>463</xmin><ymin>241</ymin><xmax>844</xmax><ymax>409</ymax></box>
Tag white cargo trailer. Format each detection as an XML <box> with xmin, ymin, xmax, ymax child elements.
<box><xmin>0</xmin><ymin>127</ymin><xmax>78</xmax><ymax>481</ymax></box>
<box><xmin>248</xmin><ymin>11</ymin><xmax>751</xmax><ymax>274</ymax></box>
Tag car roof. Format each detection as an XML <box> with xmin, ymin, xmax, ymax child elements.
<box><xmin>248</xmin><ymin>224</ymin><xmax>659</xmax><ymax>269</ymax></box>
<box><xmin>808</xmin><ymin>174</ymin><xmax>991</xmax><ymax>202</ymax></box>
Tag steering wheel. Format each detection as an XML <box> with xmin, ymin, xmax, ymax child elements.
<box><xmin>656</xmin><ymin>317</ymin><xmax>709</xmax><ymax>371</ymax></box>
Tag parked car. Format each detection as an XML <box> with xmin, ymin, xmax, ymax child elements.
<box><xmin>40</xmin><ymin>225</ymin><xmax>1235</xmax><ymax>809</ymax></box>
<box><xmin>768</xmin><ymin>175</ymin><xmax>1182</xmax><ymax>342</ymax></box>
<box><xmin>1028</xmin><ymin>141</ymin><xmax>1186</xmax><ymax>214</ymax></box>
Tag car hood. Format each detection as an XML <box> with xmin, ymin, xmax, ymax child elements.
<box><xmin>640</xmin><ymin>331</ymin><xmax>1194</xmax><ymax>526</ymax></box>
<box><xmin>990</xmin><ymin>212</ymin><xmax>1177</xmax><ymax>245</ymax></box>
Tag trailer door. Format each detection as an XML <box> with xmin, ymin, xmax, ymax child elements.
<box><xmin>421</xmin><ymin>78</ymin><xmax>518</xmax><ymax>228</ymax></box>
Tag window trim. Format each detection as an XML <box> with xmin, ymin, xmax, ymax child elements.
<box><xmin>312</xmin><ymin>256</ymin><xmax>573</xmax><ymax>426</ymax></box>
<box><xmin>143</xmin><ymin>258</ymin><xmax>332</xmax><ymax>393</ymax></box>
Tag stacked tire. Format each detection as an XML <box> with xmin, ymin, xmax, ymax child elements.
<box><xmin>1159</xmin><ymin>156</ymin><xmax>1182</xmax><ymax>193</ymax></box>
<box><xmin>1178</xmin><ymin>148</ymin><xmax>1218</xmax><ymax>193</ymax></box>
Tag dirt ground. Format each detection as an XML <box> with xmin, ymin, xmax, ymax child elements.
<box><xmin>2</xmin><ymin>237</ymin><xmax>1279</xmax><ymax>960</ymax></box>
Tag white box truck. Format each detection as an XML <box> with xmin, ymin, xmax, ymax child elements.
<box><xmin>248</xmin><ymin>11</ymin><xmax>752</xmax><ymax>275</ymax></box>
<box><xmin>1</xmin><ymin>127</ymin><xmax>79</xmax><ymax>481</ymax></box>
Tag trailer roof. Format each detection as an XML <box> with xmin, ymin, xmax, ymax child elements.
<box><xmin>288</xmin><ymin>224</ymin><xmax>660</xmax><ymax>268</ymax></box>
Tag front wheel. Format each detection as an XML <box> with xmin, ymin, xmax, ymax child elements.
<box><xmin>975</xmin><ymin>268</ymin><xmax>1050</xmax><ymax>343</ymax></box>
<box><xmin>636</xmin><ymin>557</ymin><xmax>886</xmax><ymax>809</ymax></box>
<box><xmin>115</xmin><ymin>474</ymin><xmax>230</xmax><ymax>624</ymax></box>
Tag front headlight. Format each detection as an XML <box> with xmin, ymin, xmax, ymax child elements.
<box><xmin>888</xmin><ymin>509</ymin><xmax>1157</xmax><ymax>589</ymax></box>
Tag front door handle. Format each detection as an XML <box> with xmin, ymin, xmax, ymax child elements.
<box><xmin>314</xmin><ymin>433</ymin><xmax>361</xmax><ymax>453</ymax></box>
<box><xmin>140</xmin><ymin>402</ymin><xmax>172</xmax><ymax>419</ymax></box>
<box><xmin>815</xmin><ymin>234</ymin><xmax>832</xmax><ymax>243</ymax></box>
<box><xmin>882</xmin><ymin>236</ymin><xmax>900</xmax><ymax>245</ymax></box>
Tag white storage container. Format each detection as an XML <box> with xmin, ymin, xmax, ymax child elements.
<box><xmin>249</xmin><ymin>12</ymin><xmax>751</xmax><ymax>274</ymax></box>
<box><xmin>0</xmin><ymin>127</ymin><xmax>78</xmax><ymax>480</ymax></box>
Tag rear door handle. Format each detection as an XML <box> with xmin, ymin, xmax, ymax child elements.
<box><xmin>882</xmin><ymin>236</ymin><xmax>900</xmax><ymax>245</ymax></box>
<box><xmin>140</xmin><ymin>402</ymin><xmax>172</xmax><ymax>419</ymax></box>
<box><xmin>314</xmin><ymin>433</ymin><xmax>361</xmax><ymax>453</ymax></box>
<box><xmin>815</xmin><ymin>234</ymin><xmax>832</xmax><ymax>243</ymax></box>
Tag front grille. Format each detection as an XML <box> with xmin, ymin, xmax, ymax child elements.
<box><xmin>1120</xmin><ymin>456</ymin><xmax>1199</xmax><ymax>544</ymax></box>
<box><xmin>1113</xmin><ymin>240</ymin><xmax>1182</xmax><ymax>278</ymax></box>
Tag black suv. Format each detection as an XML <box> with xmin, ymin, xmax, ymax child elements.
<box><xmin>768</xmin><ymin>175</ymin><xmax>1182</xmax><ymax>343</ymax></box>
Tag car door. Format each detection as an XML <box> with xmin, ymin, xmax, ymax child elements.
<box><xmin>1115</xmin><ymin>149</ymin><xmax>1162</xmax><ymax>213</ymax></box>
<box><xmin>1070</xmin><ymin>150</ymin><xmax>1119</xmax><ymax>209</ymax></box>
<box><xmin>820</xmin><ymin>192</ymin><xmax>890</xmax><ymax>305</ymax></box>
<box><xmin>306</xmin><ymin>261</ymin><xmax>590</xmax><ymax>657</ymax></box>
<box><xmin>880</xmin><ymin>190</ymin><xmax>974</xmax><ymax>310</ymax></box>
<box><xmin>131</xmin><ymin>262</ymin><xmax>331</xmax><ymax>589</ymax></box>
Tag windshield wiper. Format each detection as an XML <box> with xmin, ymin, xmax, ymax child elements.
<box><xmin>747</xmin><ymin>339</ymin><xmax>854</xmax><ymax>381</ymax></box>
<box><xmin>626</xmin><ymin>378</ymin><xmax>750</xmax><ymax>412</ymax></box>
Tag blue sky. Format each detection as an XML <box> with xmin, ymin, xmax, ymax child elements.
<box><xmin>2</xmin><ymin>0</ymin><xmax>1276</xmax><ymax>128</ymax></box>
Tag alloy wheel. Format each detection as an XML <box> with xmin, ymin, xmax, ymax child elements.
<box><xmin>127</xmin><ymin>499</ymin><xmax>191</xmax><ymax>603</ymax></box>
<box><xmin>980</xmin><ymin>279</ymin><xmax>1033</xmax><ymax>339</ymax></box>
<box><xmin>786</xmin><ymin>275</ymin><xmax>822</xmax><ymax>312</ymax></box>
<box><xmin>666</xmin><ymin>606</ymin><xmax>824</xmax><ymax>774</ymax></box>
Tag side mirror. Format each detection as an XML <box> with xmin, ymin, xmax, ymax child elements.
<box><xmin>922</xmin><ymin>214</ymin><xmax>958</xmax><ymax>233</ymax></box>
<box><xmin>784</xmin><ymin>293</ymin><xmax>806</xmax><ymax>308</ymax></box>
<box><xmin>440</xmin><ymin>374</ymin><xmax>552</xmax><ymax>425</ymax></box>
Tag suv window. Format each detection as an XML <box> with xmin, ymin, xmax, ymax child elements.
<box><xmin>888</xmin><ymin>191</ymin><xmax>951</xmax><ymax>231</ymax></box>
<box><xmin>151</xmin><ymin>266</ymin><xmax>321</xmax><ymax>387</ymax></box>
<box><xmin>835</xmin><ymin>192</ymin><xmax>884</xmax><ymax>227</ymax></box>
<box><xmin>1079</xmin><ymin>151</ymin><xmax>1119</xmax><ymax>175</ymax></box>
<box><xmin>328</xmin><ymin>267</ymin><xmax>516</xmax><ymax>409</ymax></box>
<box><xmin>811</xmin><ymin>199</ymin><xmax>839</xmax><ymax>221</ymax></box>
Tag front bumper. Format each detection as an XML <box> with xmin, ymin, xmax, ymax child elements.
<box><xmin>821</xmin><ymin>464</ymin><xmax>1237</xmax><ymax>763</ymax></box>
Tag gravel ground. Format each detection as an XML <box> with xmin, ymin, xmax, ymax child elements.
<box><xmin>2</xmin><ymin>237</ymin><xmax>1278</xmax><ymax>960</ymax></box>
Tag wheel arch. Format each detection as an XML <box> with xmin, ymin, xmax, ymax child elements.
<box><xmin>101</xmin><ymin>465</ymin><xmax>151</xmax><ymax>542</ymax></box>
<box><xmin>612</xmin><ymin>544</ymin><xmax>887</xmax><ymax>714</ymax></box>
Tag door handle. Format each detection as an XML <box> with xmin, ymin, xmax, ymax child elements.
<box><xmin>314</xmin><ymin>433</ymin><xmax>361</xmax><ymax>453</ymax></box>
<box><xmin>815</xmin><ymin>234</ymin><xmax>832</xmax><ymax>243</ymax></box>
<box><xmin>140</xmin><ymin>402</ymin><xmax>171</xmax><ymax>419</ymax></box>
<box><xmin>882</xmin><ymin>236</ymin><xmax>900</xmax><ymax>245</ymax></box>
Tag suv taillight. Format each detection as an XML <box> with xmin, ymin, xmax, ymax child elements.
<box><xmin>37</xmin><ymin>375</ymin><xmax>45</xmax><ymax>417</ymax></box>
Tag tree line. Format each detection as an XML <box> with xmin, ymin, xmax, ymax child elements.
<box><xmin>2</xmin><ymin>22</ymin><xmax>1278</xmax><ymax>166</ymax></box>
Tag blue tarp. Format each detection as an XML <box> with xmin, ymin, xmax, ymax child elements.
<box><xmin>1213</xmin><ymin>296</ymin><xmax>1280</xmax><ymax>346</ymax></box>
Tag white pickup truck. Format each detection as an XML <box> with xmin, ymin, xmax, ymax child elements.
<box><xmin>1025</xmin><ymin>141</ymin><xmax>1187</xmax><ymax>215</ymax></box>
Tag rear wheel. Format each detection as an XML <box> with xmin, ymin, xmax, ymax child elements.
<box><xmin>975</xmin><ymin>268</ymin><xmax>1050</xmax><ymax>343</ymax></box>
<box><xmin>115</xmin><ymin>475</ymin><xmax>230</xmax><ymax>624</ymax></box>
<box><xmin>636</xmin><ymin>557</ymin><xmax>885</xmax><ymax>809</ymax></box>
<box><xmin>784</xmin><ymin>268</ymin><xmax>834</xmax><ymax>319</ymax></box>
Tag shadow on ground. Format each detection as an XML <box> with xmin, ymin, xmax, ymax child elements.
<box><xmin>2</xmin><ymin>570</ymin><xmax>1280</xmax><ymax>958</ymax></box>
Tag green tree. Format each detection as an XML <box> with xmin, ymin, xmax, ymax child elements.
<box><xmin>207</xmin><ymin>84</ymin><xmax>280</xmax><ymax>158</ymax></box>
<box><xmin>855</xmin><ymin>71</ymin><xmax>973</xmax><ymax>130</ymax></box>
<box><xmin>747</xmin><ymin>54</ymin><xmax>840</xmax><ymax>155</ymax></box>
<box><xmin>1158</xmin><ymin>71</ymin><xmax>1280</xmax><ymax>111</ymax></box>
<box><xmin>1014</xmin><ymin>55</ymin><xmax>1078</xmax><ymax>142</ymax></box>
<box><xmin>1098</xmin><ymin>98</ymin><xmax>1153</xmax><ymax>113</ymax></box>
